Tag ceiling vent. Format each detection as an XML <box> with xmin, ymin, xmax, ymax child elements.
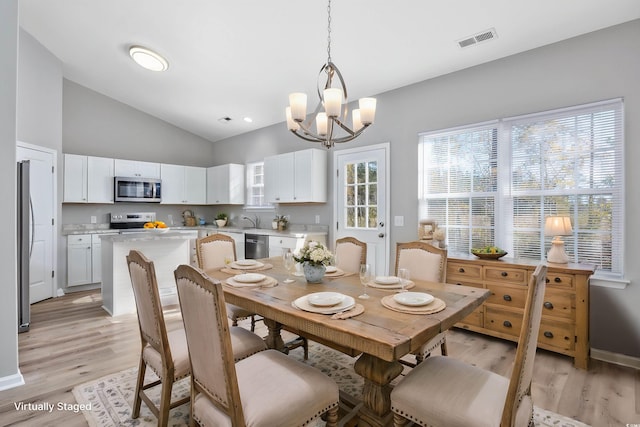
<box><xmin>457</xmin><ymin>28</ymin><xmax>498</xmax><ymax>48</ymax></box>
<box><xmin>218</xmin><ymin>116</ymin><xmax>233</xmax><ymax>123</ymax></box>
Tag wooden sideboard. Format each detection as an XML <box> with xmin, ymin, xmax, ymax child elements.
<box><xmin>447</xmin><ymin>254</ymin><xmax>596</xmax><ymax>370</ymax></box>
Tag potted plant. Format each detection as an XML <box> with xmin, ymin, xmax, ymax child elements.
<box><xmin>215</xmin><ymin>213</ymin><xmax>228</xmax><ymax>228</ymax></box>
<box><xmin>293</xmin><ymin>240</ymin><xmax>334</xmax><ymax>283</ymax></box>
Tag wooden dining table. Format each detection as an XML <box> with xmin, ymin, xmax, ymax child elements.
<box><xmin>205</xmin><ymin>258</ymin><xmax>490</xmax><ymax>427</ymax></box>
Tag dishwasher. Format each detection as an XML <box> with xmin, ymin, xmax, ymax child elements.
<box><xmin>244</xmin><ymin>234</ymin><xmax>269</xmax><ymax>259</ymax></box>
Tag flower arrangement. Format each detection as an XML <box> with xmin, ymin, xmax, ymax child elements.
<box><xmin>294</xmin><ymin>240</ymin><xmax>334</xmax><ymax>266</ymax></box>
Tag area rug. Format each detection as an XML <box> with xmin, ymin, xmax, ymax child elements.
<box><xmin>72</xmin><ymin>342</ymin><xmax>590</xmax><ymax>427</ymax></box>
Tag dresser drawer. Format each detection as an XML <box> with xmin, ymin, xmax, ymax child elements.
<box><xmin>485</xmin><ymin>266</ymin><xmax>528</xmax><ymax>285</ymax></box>
<box><xmin>459</xmin><ymin>306</ymin><xmax>483</xmax><ymax>327</ymax></box>
<box><xmin>486</xmin><ymin>283</ymin><xmax>527</xmax><ymax>309</ymax></box>
<box><xmin>539</xmin><ymin>318</ymin><xmax>574</xmax><ymax>351</ymax></box>
<box><xmin>545</xmin><ymin>272</ymin><xmax>574</xmax><ymax>289</ymax></box>
<box><xmin>485</xmin><ymin>307</ymin><xmax>521</xmax><ymax>338</ymax></box>
<box><xmin>541</xmin><ymin>290</ymin><xmax>574</xmax><ymax>320</ymax></box>
<box><xmin>447</xmin><ymin>262</ymin><xmax>482</xmax><ymax>284</ymax></box>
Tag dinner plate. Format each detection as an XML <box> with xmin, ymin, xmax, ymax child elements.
<box><xmin>293</xmin><ymin>294</ymin><xmax>355</xmax><ymax>314</ymax></box>
<box><xmin>230</xmin><ymin>260</ymin><xmax>264</xmax><ymax>269</ymax></box>
<box><xmin>325</xmin><ymin>266</ymin><xmax>338</xmax><ymax>273</ymax></box>
<box><xmin>393</xmin><ymin>292</ymin><xmax>434</xmax><ymax>307</ymax></box>
<box><xmin>235</xmin><ymin>259</ymin><xmax>258</xmax><ymax>266</ymax></box>
<box><xmin>233</xmin><ymin>273</ymin><xmax>266</xmax><ymax>283</ymax></box>
<box><xmin>307</xmin><ymin>292</ymin><xmax>345</xmax><ymax>307</ymax></box>
<box><xmin>375</xmin><ymin>276</ymin><xmax>400</xmax><ymax>285</ymax></box>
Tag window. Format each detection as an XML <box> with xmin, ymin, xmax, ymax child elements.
<box><xmin>245</xmin><ymin>162</ymin><xmax>271</xmax><ymax>209</ymax></box>
<box><xmin>419</xmin><ymin>99</ymin><xmax>624</xmax><ymax>276</ymax></box>
<box><xmin>344</xmin><ymin>160</ymin><xmax>378</xmax><ymax>228</ymax></box>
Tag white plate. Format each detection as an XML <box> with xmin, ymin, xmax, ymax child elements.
<box><xmin>233</xmin><ymin>273</ymin><xmax>266</xmax><ymax>283</ymax></box>
<box><xmin>293</xmin><ymin>294</ymin><xmax>355</xmax><ymax>314</ymax></box>
<box><xmin>235</xmin><ymin>259</ymin><xmax>258</xmax><ymax>266</ymax></box>
<box><xmin>325</xmin><ymin>266</ymin><xmax>338</xmax><ymax>273</ymax></box>
<box><xmin>375</xmin><ymin>276</ymin><xmax>400</xmax><ymax>285</ymax></box>
<box><xmin>307</xmin><ymin>292</ymin><xmax>345</xmax><ymax>307</ymax></box>
<box><xmin>393</xmin><ymin>292</ymin><xmax>434</xmax><ymax>307</ymax></box>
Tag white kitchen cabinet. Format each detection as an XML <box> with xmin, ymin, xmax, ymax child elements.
<box><xmin>268</xmin><ymin>235</ymin><xmax>300</xmax><ymax>258</ymax></box>
<box><xmin>206</xmin><ymin>164</ymin><xmax>245</xmax><ymax>204</ymax></box>
<box><xmin>67</xmin><ymin>234</ymin><xmax>93</xmax><ymax>286</ymax></box>
<box><xmin>160</xmin><ymin>164</ymin><xmax>206</xmax><ymax>204</ymax></box>
<box><xmin>264</xmin><ymin>148</ymin><xmax>327</xmax><ymax>203</ymax></box>
<box><xmin>114</xmin><ymin>158</ymin><xmax>161</xmax><ymax>179</ymax></box>
<box><xmin>219</xmin><ymin>231</ymin><xmax>245</xmax><ymax>259</ymax></box>
<box><xmin>63</xmin><ymin>154</ymin><xmax>114</xmax><ymax>203</ymax></box>
<box><xmin>91</xmin><ymin>234</ymin><xmax>103</xmax><ymax>283</ymax></box>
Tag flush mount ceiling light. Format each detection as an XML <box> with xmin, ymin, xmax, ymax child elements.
<box><xmin>129</xmin><ymin>45</ymin><xmax>169</xmax><ymax>72</ymax></box>
<box><xmin>286</xmin><ymin>0</ymin><xmax>377</xmax><ymax>149</ymax></box>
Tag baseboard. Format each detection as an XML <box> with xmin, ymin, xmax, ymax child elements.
<box><xmin>0</xmin><ymin>370</ymin><xmax>25</xmax><ymax>391</ymax></box>
<box><xmin>591</xmin><ymin>348</ymin><xmax>640</xmax><ymax>369</ymax></box>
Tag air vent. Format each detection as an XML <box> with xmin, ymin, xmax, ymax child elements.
<box><xmin>218</xmin><ymin>116</ymin><xmax>233</xmax><ymax>123</ymax></box>
<box><xmin>457</xmin><ymin>28</ymin><xmax>498</xmax><ymax>48</ymax></box>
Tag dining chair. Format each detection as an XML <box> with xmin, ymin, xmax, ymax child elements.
<box><xmin>391</xmin><ymin>264</ymin><xmax>548</xmax><ymax>427</ymax></box>
<box><xmin>196</xmin><ymin>233</ymin><xmax>258</xmax><ymax>331</ymax></box>
<box><xmin>335</xmin><ymin>236</ymin><xmax>367</xmax><ymax>273</ymax></box>
<box><xmin>395</xmin><ymin>241</ymin><xmax>449</xmax><ymax>363</ymax></box>
<box><xmin>174</xmin><ymin>263</ymin><xmax>340</xmax><ymax>427</ymax></box>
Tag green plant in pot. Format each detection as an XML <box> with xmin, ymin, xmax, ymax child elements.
<box><xmin>215</xmin><ymin>213</ymin><xmax>228</xmax><ymax>228</ymax></box>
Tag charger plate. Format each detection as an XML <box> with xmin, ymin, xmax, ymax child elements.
<box><xmin>380</xmin><ymin>294</ymin><xmax>446</xmax><ymax>314</ymax></box>
<box><xmin>225</xmin><ymin>275</ymin><xmax>277</xmax><ymax>288</ymax></box>
<box><xmin>293</xmin><ymin>293</ymin><xmax>355</xmax><ymax>314</ymax></box>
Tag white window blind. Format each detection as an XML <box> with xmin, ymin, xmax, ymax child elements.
<box><xmin>419</xmin><ymin>99</ymin><xmax>624</xmax><ymax>276</ymax></box>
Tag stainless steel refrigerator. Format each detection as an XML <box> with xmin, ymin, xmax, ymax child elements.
<box><xmin>17</xmin><ymin>160</ymin><xmax>30</xmax><ymax>333</ymax></box>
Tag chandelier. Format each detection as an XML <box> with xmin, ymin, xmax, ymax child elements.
<box><xmin>285</xmin><ymin>0</ymin><xmax>377</xmax><ymax>149</ymax></box>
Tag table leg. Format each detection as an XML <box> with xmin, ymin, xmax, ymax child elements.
<box><xmin>353</xmin><ymin>353</ymin><xmax>404</xmax><ymax>427</ymax></box>
<box><xmin>262</xmin><ymin>318</ymin><xmax>285</xmax><ymax>352</ymax></box>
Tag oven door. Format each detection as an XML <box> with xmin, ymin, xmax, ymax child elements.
<box><xmin>114</xmin><ymin>177</ymin><xmax>161</xmax><ymax>202</ymax></box>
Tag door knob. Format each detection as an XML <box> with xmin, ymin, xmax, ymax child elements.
<box><xmin>379</xmin><ymin>221</ymin><xmax>385</xmax><ymax>227</ymax></box>
<box><xmin>378</xmin><ymin>233</ymin><xmax>385</xmax><ymax>238</ymax></box>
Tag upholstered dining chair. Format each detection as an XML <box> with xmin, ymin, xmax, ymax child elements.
<box><xmin>335</xmin><ymin>236</ymin><xmax>367</xmax><ymax>273</ymax></box>
<box><xmin>391</xmin><ymin>264</ymin><xmax>548</xmax><ymax>427</ymax></box>
<box><xmin>174</xmin><ymin>263</ymin><xmax>340</xmax><ymax>427</ymax></box>
<box><xmin>196</xmin><ymin>233</ymin><xmax>258</xmax><ymax>331</ymax></box>
<box><xmin>127</xmin><ymin>250</ymin><xmax>267</xmax><ymax>427</ymax></box>
<box><xmin>395</xmin><ymin>241</ymin><xmax>449</xmax><ymax>362</ymax></box>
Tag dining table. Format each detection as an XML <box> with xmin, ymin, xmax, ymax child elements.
<box><xmin>205</xmin><ymin>258</ymin><xmax>490</xmax><ymax>427</ymax></box>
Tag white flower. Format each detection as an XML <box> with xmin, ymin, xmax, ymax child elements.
<box><xmin>294</xmin><ymin>240</ymin><xmax>334</xmax><ymax>266</ymax></box>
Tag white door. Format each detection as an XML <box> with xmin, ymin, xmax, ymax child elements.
<box><xmin>334</xmin><ymin>143</ymin><xmax>390</xmax><ymax>275</ymax></box>
<box><xmin>17</xmin><ymin>143</ymin><xmax>56</xmax><ymax>303</ymax></box>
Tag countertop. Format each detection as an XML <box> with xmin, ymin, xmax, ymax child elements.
<box><xmin>62</xmin><ymin>224</ymin><xmax>328</xmax><ymax>238</ymax></box>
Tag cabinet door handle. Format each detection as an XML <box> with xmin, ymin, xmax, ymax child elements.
<box><xmin>543</xmin><ymin>331</ymin><xmax>554</xmax><ymax>338</ymax></box>
<box><xmin>458</xmin><ymin>267</ymin><xmax>465</xmax><ymax>273</ymax></box>
<box><xmin>543</xmin><ymin>301</ymin><xmax>554</xmax><ymax>309</ymax></box>
<box><xmin>554</xmin><ymin>277</ymin><xmax>562</xmax><ymax>283</ymax></box>
<box><xmin>501</xmin><ymin>271</ymin><xmax>508</xmax><ymax>277</ymax></box>
<box><xmin>503</xmin><ymin>320</ymin><xmax>512</xmax><ymax>328</ymax></box>
<box><xmin>503</xmin><ymin>294</ymin><xmax>512</xmax><ymax>302</ymax></box>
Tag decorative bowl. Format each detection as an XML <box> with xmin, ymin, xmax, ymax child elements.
<box><xmin>471</xmin><ymin>250</ymin><xmax>508</xmax><ymax>260</ymax></box>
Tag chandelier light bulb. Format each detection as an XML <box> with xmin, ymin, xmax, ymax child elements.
<box><xmin>285</xmin><ymin>107</ymin><xmax>299</xmax><ymax>131</ymax></box>
<box><xmin>323</xmin><ymin>88</ymin><xmax>343</xmax><ymax>117</ymax></box>
<box><xmin>359</xmin><ymin>98</ymin><xmax>377</xmax><ymax>125</ymax></box>
<box><xmin>352</xmin><ymin>109</ymin><xmax>363</xmax><ymax>132</ymax></box>
<box><xmin>289</xmin><ymin>93</ymin><xmax>307</xmax><ymax>122</ymax></box>
<box><xmin>316</xmin><ymin>112</ymin><xmax>328</xmax><ymax>136</ymax></box>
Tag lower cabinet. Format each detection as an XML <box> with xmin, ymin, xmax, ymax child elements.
<box><xmin>67</xmin><ymin>234</ymin><xmax>104</xmax><ymax>286</ymax></box>
<box><xmin>448</xmin><ymin>255</ymin><xmax>596</xmax><ymax>370</ymax></box>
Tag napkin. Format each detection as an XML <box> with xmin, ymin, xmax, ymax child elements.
<box><xmin>330</xmin><ymin>304</ymin><xmax>365</xmax><ymax>320</ymax></box>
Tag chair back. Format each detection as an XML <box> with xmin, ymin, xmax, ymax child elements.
<box><xmin>126</xmin><ymin>250</ymin><xmax>171</xmax><ymax>361</ymax></box>
<box><xmin>501</xmin><ymin>264</ymin><xmax>547</xmax><ymax>427</ymax></box>
<box><xmin>335</xmin><ymin>237</ymin><xmax>367</xmax><ymax>273</ymax></box>
<box><xmin>395</xmin><ymin>241</ymin><xmax>447</xmax><ymax>282</ymax></box>
<box><xmin>196</xmin><ymin>233</ymin><xmax>236</xmax><ymax>270</ymax></box>
<box><xmin>174</xmin><ymin>264</ymin><xmax>245</xmax><ymax>425</ymax></box>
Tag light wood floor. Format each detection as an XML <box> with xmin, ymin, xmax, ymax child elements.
<box><xmin>1</xmin><ymin>290</ymin><xmax>638</xmax><ymax>426</ymax></box>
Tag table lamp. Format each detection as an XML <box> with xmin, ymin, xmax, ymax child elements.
<box><xmin>544</xmin><ymin>216</ymin><xmax>573</xmax><ymax>264</ymax></box>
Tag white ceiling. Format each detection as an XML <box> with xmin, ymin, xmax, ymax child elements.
<box><xmin>19</xmin><ymin>0</ymin><xmax>640</xmax><ymax>143</ymax></box>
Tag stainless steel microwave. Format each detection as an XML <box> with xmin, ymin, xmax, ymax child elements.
<box><xmin>114</xmin><ymin>176</ymin><xmax>162</xmax><ymax>203</ymax></box>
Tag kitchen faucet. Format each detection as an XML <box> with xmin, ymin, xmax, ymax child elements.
<box><xmin>241</xmin><ymin>215</ymin><xmax>259</xmax><ymax>229</ymax></box>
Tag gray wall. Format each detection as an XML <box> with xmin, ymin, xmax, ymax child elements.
<box><xmin>0</xmin><ymin>0</ymin><xmax>20</xmax><ymax>386</ymax></box>
<box><xmin>212</xmin><ymin>20</ymin><xmax>640</xmax><ymax>358</ymax></box>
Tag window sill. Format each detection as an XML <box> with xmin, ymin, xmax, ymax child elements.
<box><xmin>590</xmin><ymin>274</ymin><xmax>630</xmax><ymax>289</ymax></box>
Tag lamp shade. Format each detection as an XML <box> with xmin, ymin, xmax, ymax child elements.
<box><xmin>544</xmin><ymin>216</ymin><xmax>573</xmax><ymax>236</ymax></box>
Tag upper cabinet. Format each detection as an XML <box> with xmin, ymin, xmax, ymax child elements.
<box><xmin>114</xmin><ymin>159</ymin><xmax>160</xmax><ymax>179</ymax></box>
<box><xmin>63</xmin><ymin>154</ymin><xmax>114</xmax><ymax>203</ymax></box>
<box><xmin>160</xmin><ymin>164</ymin><xmax>207</xmax><ymax>205</ymax></box>
<box><xmin>264</xmin><ymin>148</ymin><xmax>327</xmax><ymax>203</ymax></box>
<box><xmin>207</xmin><ymin>164</ymin><xmax>245</xmax><ymax>205</ymax></box>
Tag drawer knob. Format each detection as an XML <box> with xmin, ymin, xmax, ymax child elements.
<box><xmin>458</xmin><ymin>267</ymin><xmax>465</xmax><ymax>273</ymax></box>
<box><xmin>554</xmin><ymin>277</ymin><xmax>562</xmax><ymax>283</ymax></box>
<box><xmin>543</xmin><ymin>301</ymin><xmax>554</xmax><ymax>309</ymax></box>
<box><xmin>503</xmin><ymin>320</ymin><xmax>512</xmax><ymax>328</ymax></box>
<box><xmin>503</xmin><ymin>294</ymin><xmax>512</xmax><ymax>302</ymax></box>
<box><xmin>456</xmin><ymin>283</ymin><xmax>463</xmax><ymax>286</ymax></box>
<box><xmin>501</xmin><ymin>271</ymin><xmax>508</xmax><ymax>277</ymax></box>
<box><xmin>543</xmin><ymin>331</ymin><xmax>554</xmax><ymax>338</ymax></box>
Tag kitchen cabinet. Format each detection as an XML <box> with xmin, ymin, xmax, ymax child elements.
<box><xmin>63</xmin><ymin>154</ymin><xmax>114</xmax><ymax>203</ymax></box>
<box><xmin>219</xmin><ymin>231</ymin><xmax>245</xmax><ymax>259</ymax></box>
<box><xmin>448</xmin><ymin>255</ymin><xmax>596</xmax><ymax>369</ymax></box>
<box><xmin>264</xmin><ymin>148</ymin><xmax>327</xmax><ymax>203</ymax></box>
<box><xmin>206</xmin><ymin>164</ymin><xmax>245</xmax><ymax>204</ymax></box>
<box><xmin>268</xmin><ymin>233</ymin><xmax>326</xmax><ymax>258</ymax></box>
<box><xmin>160</xmin><ymin>164</ymin><xmax>206</xmax><ymax>204</ymax></box>
<box><xmin>67</xmin><ymin>234</ymin><xmax>105</xmax><ymax>286</ymax></box>
<box><xmin>114</xmin><ymin>158</ymin><xmax>161</xmax><ymax>179</ymax></box>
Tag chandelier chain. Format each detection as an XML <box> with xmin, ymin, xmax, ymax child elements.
<box><xmin>326</xmin><ymin>0</ymin><xmax>332</xmax><ymax>63</ymax></box>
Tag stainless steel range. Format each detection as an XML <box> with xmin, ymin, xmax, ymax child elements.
<box><xmin>109</xmin><ymin>212</ymin><xmax>156</xmax><ymax>231</ymax></box>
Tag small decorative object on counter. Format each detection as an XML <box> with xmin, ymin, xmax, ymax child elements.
<box><xmin>274</xmin><ymin>215</ymin><xmax>289</xmax><ymax>231</ymax></box>
<box><xmin>294</xmin><ymin>240</ymin><xmax>334</xmax><ymax>283</ymax></box>
<box><xmin>433</xmin><ymin>227</ymin><xmax>446</xmax><ymax>249</ymax></box>
<box><xmin>215</xmin><ymin>213</ymin><xmax>228</xmax><ymax>228</ymax></box>
<box><xmin>418</xmin><ymin>219</ymin><xmax>437</xmax><ymax>241</ymax></box>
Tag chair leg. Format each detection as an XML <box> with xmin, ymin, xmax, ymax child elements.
<box><xmin>440</xmin><ymin>338</ymin><xmax>448</xmax><ymax>356</ymax></box>
<box><xmin>157</xmin><ymin>377</ymin><xmax>174</xmax><ymax>427</ymax></box>
<box><xmin>303</xmin><ymin>337</ymin><xmax>309</xmax><ymax>360</ymax></box>
<box><xmin>325</xmin><ymin>405</ymin><xmax>339</xmax><ymax>427</ymax></box>
<box><xmin>393</xmin><ymin>412</ymin><xmax>409</xmax><ymax>427</ymax></box>
<box><xmin>132</xmin><ymin>358</ymin><xmax>146</xmax><ymax>418</ymax></box>
<box><xmin>231</xmin><ymin>315</ymin><xmax>239</xmax><ymax>327</ymax></box>
<box><xmin>250</xmin><ymin>314</ymin><xmax>256</xmax><ymax>332</ymax></box>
